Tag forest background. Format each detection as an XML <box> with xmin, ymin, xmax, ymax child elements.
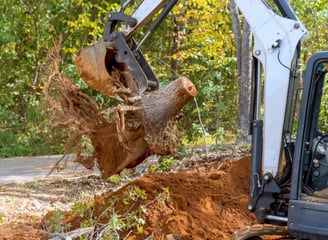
<box><xmin>0</xmin><ymin>0</ymin><xmax>327</xmax><ymax>157</ymax></box>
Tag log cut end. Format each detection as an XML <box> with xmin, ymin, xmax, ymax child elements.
<box><xmin>180</xmin><ymin>76</ymin><xmax>197</xmax><ymax>97</ymax></box>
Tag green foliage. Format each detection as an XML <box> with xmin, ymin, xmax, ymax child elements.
<box><xmin>108</xmin><ymin>174</ymin><xmax>121</xmax><ymax>185</ymax></box>
<box><xmin>45</xmin><ymin>210</ymin><xmax>72</xmax><ymax>234</ymax></box>
<box><xmin>25</xmin><ymin>181</ymin><xmax>43</xmax><ymax>189</ymax></box>
<box><xmin>140</xmin><ymin>0</ymin><xmax>239</xmax><ymax>141</ymax></box>
<box><xmin>292</xmin><ymin>0</ymin><xmax>328</xmax><ymax>56</ymax></box>
<box><xmin>1</xmin><ymin>0</ymin><xmax>327</xmax><ymax>156</ymax></box>
<box><xmin>123</xmin><ymin>185</ymin><xmax>148</xmax><ymax>203</ymax></box>
<box><xmin>0</xmin><ymin>212</ymin><xmax>5</xmax><ymax>224</ymax></box>
<box><xmin>63</xmin><ymin>185</ymin><xmax>169</xmax><ymax>239</ymax></box>
<box><xmin>0</xmin><ymin>0</ymin><xmax>119</xmax><ymax>157</ymax></box>
<box><xmin>98</xmin><ymin>186</ymin><xmax>169</xmax><ymax>239</ymax></box>
<box><xmin>317</xmin><ymin>73</ymin><xmax>328</xmax><ymax>132</ymax></box>
<box><xmin>71</xmin><ymin>198</ymin><xmax>94</xmax><ymax>218</ymax></box>
<box><xmin>152</xmin><ymin>156</ymin><xmax>178</xmax><ymax>172</ymax></box>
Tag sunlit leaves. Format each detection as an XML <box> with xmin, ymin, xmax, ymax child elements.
<box><xmin>293</xmin><ymin>0</ymin><xmax>328</xmax><ymax>55</ymax></box>
<box><xmin>1</xmin><ymin>0</ymin><xmax>328</xmax><ymax>156</ymax></box>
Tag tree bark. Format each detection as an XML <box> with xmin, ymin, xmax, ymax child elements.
<box><xmin>88</xmin><ymin>77</ymin><xmax>196</xmax><ymax>178</ymax></box>
<box><xmin>230</xmin><ymin>0</ymin><xmax>242</xmax><ymax>77</ymax></box>
<box><xmin>230</xmin><ymin>0</ymin><xmax>252</xmax><ymax>145</ymax></box>
<box><xmin>237</xmin><ymin>20</ymin><xmax>252</xmax><ymax>144</ymax></box>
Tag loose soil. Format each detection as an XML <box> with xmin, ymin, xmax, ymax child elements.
<box><xmin>0</xmin><ymin>151</ymin><xmax>257</xmax><ymax>240</ymax></box>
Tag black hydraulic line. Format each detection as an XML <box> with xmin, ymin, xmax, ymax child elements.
<box><xmin>134</xmin><ymin>0</ymin><xmax>178</xmax><ymax>51</ymax></box>
<box><xmin>148</xmin><ymin>0</ymin><xmax>178</xmax><ymax>35</ymax></box>
<box><xmin>276</xmin><ymin>140</ymin><xmax>293</xmax><ymax>186</ymax></box>
<box><xmin>249</xmin><ymin>57</ymin><xmax>260</xmax><ymax>135</ymax></box>
<box><xmin>274</xmin><ymin>0</ymin><xmax>297</xmax><ymax>20</ymax></box>
<box><xmin>250</xmin><ymin>120</ymin><xmax>263</xmax><ymax>199</ymax></box>
<box><xmin>249</xmin><ymin>56</ymin><xmax>263</xmax><ymax>207</ymax></box>
<box><xmin>131</xmin><ymin>39</ymin><xmax>159</xmax><ymax>90</ymax></box>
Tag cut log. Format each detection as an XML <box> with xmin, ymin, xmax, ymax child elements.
<box><xmin>141</xmin><ymin>76</ymin><xmax>197</xmax><ymax>131</ymax></box>
<box><xmin>90</xmin><ymin>77</ymin><xmax>196</xmax><ymax>178</ymax></box>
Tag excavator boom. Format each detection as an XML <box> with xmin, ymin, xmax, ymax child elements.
<box><xmin>235</xmin><ymin>0</ymin><xmax>308</xmax><ymax>177</ymax></box>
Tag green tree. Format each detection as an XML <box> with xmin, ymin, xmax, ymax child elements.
<box><xmin>144</xmin><ymin>0</ymin><xmax>238</xmax><ymax>144</ymax></box>
<box><xmin>0</xmin><ymin>0</ymin><xmax>119</xmax><ymax>156</ymax></box>
<box><xmin>1</xmin><ymin>0</ymin><xmax>327</xmax><ymax>157</ymax></box>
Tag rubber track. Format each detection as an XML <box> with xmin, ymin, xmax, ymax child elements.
<box><xmin>231</xmin><ymin>224</ymin><xmax>290</xmax><ymax>240</ymax></box>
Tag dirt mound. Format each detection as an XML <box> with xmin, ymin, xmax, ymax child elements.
<box><xmin>127</xmin><ymin>156</ymin><xmax>256</xmax><ymax>239</ymax></box>
<box><xmin>0</xmin><ymin>154</ymin><xmax>255</xmax><ymax>239</ymax></box>
<box><xmin>42</xmin><ymin>155</ymin><xmax>256</xmax><ymax>240</ymax></box>
<box><xmin>0</xmin><ymin>222</ymin><xmax>42</xmax><ymax>240</ymax></box>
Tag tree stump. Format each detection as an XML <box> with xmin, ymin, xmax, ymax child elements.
<box><xmin>45</xmin><ymin>41</ymin><xmax>197</xmax><ymax>178</ymax></box>
<box><xmin>90</xmin><ymin>77</ymin><xmax>196</xmax><ymax>178</ymax></box>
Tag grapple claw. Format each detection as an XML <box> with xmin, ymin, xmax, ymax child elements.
<box><xmin>75</xmin><ymin>40</ymin><xmax>118</xmax><ymax>97</ymax></box>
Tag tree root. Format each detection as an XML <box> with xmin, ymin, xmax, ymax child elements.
<box><xmin>43</xmin><ymin>40</ymin><xmax>196</xmax><ymax>178</ymax></box>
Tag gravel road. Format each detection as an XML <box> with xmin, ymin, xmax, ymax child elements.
<box><xmin>0</xmin><ymin>155</ymin><xmax>98</xmax><ymax>183</ymax></box>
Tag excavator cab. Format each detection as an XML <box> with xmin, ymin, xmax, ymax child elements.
<box><xmin>288</xmin><ymin>53</ymin><xmax>328</xmax><ymax>239</ymax></box>
<box><xmin>304</xmin><ymin>60</ymin><xmax>328</xmax><ymax>192</ymax></box>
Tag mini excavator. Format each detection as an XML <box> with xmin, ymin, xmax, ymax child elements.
<box><xmin>76</xmin><ymin>0</ymin><xmax>328</xmax><ymax>239</ymax></box>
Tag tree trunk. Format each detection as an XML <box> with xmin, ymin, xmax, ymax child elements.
<box><xmin>230</xmin><ymin>0</ymin><xmax>242</xmax><ymax>77</ymax></box>
<box><xmin>237</xmin><ymin>20</ymin><xmax>252</xmax><ymax>144</ymax></box>
<box><xmin>86</xmin><ymin>77</ymin><xmax>196</xmax><ymax>178</ymax></box>
<box><xmin>230</xmin><ymin>0</ymin><xmax>252</xmax><ymax>145</ymax></box>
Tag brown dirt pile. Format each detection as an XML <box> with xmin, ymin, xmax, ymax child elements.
<box><xmin>0</xmin><ymin>222</ymin><xmax>42</xmax><ymax>240</ymax></box>
<box><xmin>129</xmin><ymin>156</ymin><xmax>255</xmax><ymax>239</ymax></box>
<box><xmin>47</xmin><ymin>155</ymin><xmax>256</xmax><ymax>240</ymax></box>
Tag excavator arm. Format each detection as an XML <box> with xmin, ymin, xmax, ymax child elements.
<box><xmin>234</xmin><ymin>0</ymin><xmax>308</xmax><ymax>216</ymax></box>
<box><xmin>78</xmin><ymin>0</ymin><xmax>306</xmax><ymax>173</ymax></box>
<box><xmin>235</xmin><ymin>0</ymin><xmax>307</xmax><ymax>177</ymax></box>
<box><xmin>97</xmin><ymin>0</ymin><xmax>307</xmax><ymax>177</ymax></box>
<box><xmin>104</xmin><ymin>0</ymin><xmax>174</xmax><ymax>41</ymax></box>
<box><xmin>232</xmin><ymin>1</ymin><xmax>328</xmax><ymax>239</ymax></box>
<box><xmin>231</xmin><ymin>0</ymin><xmax>309</xmax><ymax>238</ymax></box>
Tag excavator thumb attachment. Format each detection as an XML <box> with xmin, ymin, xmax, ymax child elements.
<box><xmin>75</xmin><ymin>40</ymin><xmax>119</xmax><ymax>97</ymax></box>
<box><xmin>74</xmin><ymin>0</ymin><xmax>178</xmax><ymax>97</ymax></box>
<box><xmin>75</xmin><ymin>39</ymin><xmax>144</xmax><ymax>97</ymax></box>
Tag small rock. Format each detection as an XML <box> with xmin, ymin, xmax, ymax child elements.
<box><xmin>144</xmin><ymin>235</ymin><xmax>154</xmax><ymax>240</ymax></box>
<box><xmin>166</xmin><ymin>234</ymin><xmax>181</xmax><ymax>240</ymax></box>
<box><xmin>208</xmin><ymin>152</ymin><xmax>217</xmax><ymax>160</ymax></box>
